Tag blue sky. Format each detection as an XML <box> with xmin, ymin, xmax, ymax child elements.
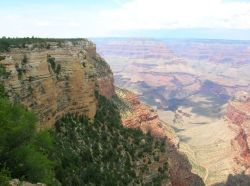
<box><xmin>0</xmin><ymin>0</ymin><xmax>250</xmax><ymax>40</ymax></box>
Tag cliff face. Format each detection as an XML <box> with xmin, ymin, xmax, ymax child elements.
<box><xmin>0</xmin><ymin>39</ymin><xmax>204</xmax><ymax>185</ymax></box>
<box><xmin>95</xmin><ymin>54</ymin><xmax>115</xmax><ymax>99</ymax></box>
<box><xmin>226</xmin><ymin>91</ymin><xmax>250</xmax><ymax>173</ymax></box>
<box><xmin>114</xmin><ymin>87</ymin><xmax>204</xmax><ymax>186</ymax></box>
<box><xmin>0</xmin><ymin>39</ymin><xmax>114</xmax><ymax>128</ymax></box>
<box><xmin>115</xmin><ymin>87</ymin><xmax>168</xmax><ymax>139</ymax></box>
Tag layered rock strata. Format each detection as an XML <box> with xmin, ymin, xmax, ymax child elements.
<box><xmin>1</xmin><ymin>39</ymin><xmax>204</xmax><ymax>185</ymax></box>
<box><xmin>226</xmin><ymin>91</ymin><xmax>250</xmax><ymax>173</ymax></box>
<box><xmin>114</xmin><ymin>87</ymin><xmax>204</xmax><ymax>186</ymax></box>
<box><xmin>0</xmin><ymin>39</ymin><xmax>114</xmax><ymax>128</ymax></box>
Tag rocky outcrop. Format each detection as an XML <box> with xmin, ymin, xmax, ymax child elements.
<box><xmin>114</xmin><ymin>87</ymin><xmax>204</xmax><ymax>186</ymax></box>
<box><xmin>227</xmin><ymin>103</ymin><xmax>249</xmax><ymax>126</ymax></box>
<box><xmin>116</xmin><ymin>87</ymin><xmax>167</xmax><ymax>138</ymax></box>
<box><xmin>226</xmin><ymin>91</ymin><xmax>250</xmax><ymax>173</ymax></box>
<box><xmin>10</xmin><ymin>179</ymin><xmax>46</xmax><ymax>186</ymax></box>
<box><xmin>0</xmin><ymin>39</ymin><xmax>114</xmax><ymax>128</ymax></box>
<box><xmin>95</xmin><ymin>54</ymin><xmax>114</xmax><ymax>99</ymax></box>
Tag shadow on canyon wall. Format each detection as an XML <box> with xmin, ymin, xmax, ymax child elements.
<box><xmin>165</xmin><ymin>140</ymin><xmax>205</xmax><ymax>186</ymax></box>
<box><xmin>168</xmin><ymin>80</ymin><xmax>229</xmax><ymax>114</ymax></box>
<box><xmin>213</xmin><ymin>173</ymin><xmax>250</xmax><ymax>186</ymax></box>
<box><xmin>115</xmin><ymin>77</ymin><xmax>230</xmax><ymax>118</ymax></box>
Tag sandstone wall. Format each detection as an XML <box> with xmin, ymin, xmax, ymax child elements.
<box><xmin>95</xmin><ymin>54</ymin><xmax>114</xmax><ymax>99</ymax></box>
<box><xmin>0</xmin><ymin>39</ymin><xmax>114</xmax><ymax>128</ymax></box>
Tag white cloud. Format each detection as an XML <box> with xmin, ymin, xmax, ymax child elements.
<box><xmin>100</xmin><ymin>0</ymin><xmax>250</xmax><ymax>30</ymax></box>
<box><xmin>0</xmin><ymin>0</ymin><xmax>249</xmax><ymax>38</ymax></box>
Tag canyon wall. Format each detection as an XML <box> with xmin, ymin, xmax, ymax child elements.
<box><xmin>114</xmin><ymin>87</ymin><xmax>205</xmax><ymax>186</ymax></box>
<box><xmin>95</xmin><ymin>54</ymin><xmax>114</xmax><ymax>99</ymax></box>
<box><xmin>226</xmin><ymin>91</ymin><xmax>250</xmax><ymax>174</ymax></box>
<box><xmin>0</xmin><ymin>39</ymin><xmax>114</xmax><ymax>128</ymax></box>
<box><xmin>0</xmin><ymin>39</ymin><xmax>204</xmax><ymax>185</ymax></box>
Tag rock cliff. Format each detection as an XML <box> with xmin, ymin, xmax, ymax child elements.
<box><xmin>0</xmin><ymin>38</ymin><xmax>204</xmax><ymax>185</ymax></box>
<box><xmin>114</xmin><ymin>87</ymin><xmax>169</xmax><ymax>139</ymax></box>
<box><xmin>226</xmin><ymin>91</ymin><xmax>250</xmax><ymax>174</ymax></box>
<box><xmin>114</xmin><ymin>87</ymin><xmax>204</xmax><ymax>186</ymax></box>
<box><xmin>0</xmin><ymin>39</ymin><xmax>114</xmax><ymax>128</ymax></box>
<box><xmin>95</xmin><ymin>54</ymin><xmax>115</xmax><ymax>99</ymax></box>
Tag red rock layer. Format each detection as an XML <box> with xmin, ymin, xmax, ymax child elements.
<box><xmin>119</xmin><ymin>90</ymin><xmax>166</xmax><ymax>139</ymax></box>
<box><xmin>116</xmin><ymin>88</ymin><xmax>204</xmax><ymax>186</ymax></box>
<box><xmin>227</xmin><ymin>103</ymin><xmax>249</xmax><ymax>126</ymax></box>
<box><xmin>226</xmin><ymin>94</ymin><xmax>250</xmax><ymax>173</ymax></box>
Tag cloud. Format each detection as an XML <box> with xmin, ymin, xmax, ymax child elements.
<box><xmin>101</xmin><ymin>0</ymin><xmax>250</xmax><ymax>30</ymax></box>
<box><xmin>0</xmin><ymin>0</ymin><xmax>249</xmax><ymax>38</ymax></box>
<box><xmin>0</xmin><ymin>5</ymin><xmax>110</xmax><ymax>38</ymax></box>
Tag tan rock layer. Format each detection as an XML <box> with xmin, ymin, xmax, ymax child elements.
<box><xmin>0</xmin><ymin>40</ymin><xmax>114</xmax><ymax>128</ymax></box>
<box><xmin>95</xmin><ymin>54</ymin><xmax>115</xmax><ymax>100</ymax></box>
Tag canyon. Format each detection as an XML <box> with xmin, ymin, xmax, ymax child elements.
<box><xmin>114</xmin><ymin>87</ymin><xmax>204</xmax><ymax>185</ymax></box>
<box><xmin>94</xmin><ymin>38</ymin><xmax>250</xmax><ymax>185</ymax></box>
<box><xmin>2</xmin><ymin>37</ymin><xmax>250</xmax><ymax>185</ymax></box>
<box><xmin>0</xmin><ymin>38</ymin><xmax>205</xmax><ymax>185</ymax></box>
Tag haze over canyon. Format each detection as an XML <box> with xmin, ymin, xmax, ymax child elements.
<box><xmin>1</xmin><ymin>0</ymin><xmax>250</xmax><ymax>185</ymax></box>
<box><xmin>94</xmin><ymin>38</ymin><xmax>250</xmax><ymax>185</ymax></box>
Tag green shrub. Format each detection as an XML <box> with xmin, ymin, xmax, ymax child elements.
<box><xmin>47</xmin><ymin>56</ymin><xmax>56</xmax><ymax>70</ymax></box>
<box><xmin>9</xmin><ymin>144</ymin><xmax>55</xmax><ymax>184</ymax></box>
<box><xmin>47</xmin><ymin>56</ymin><xmax>61</xmax><ymax>75</ymax></box>
<box><xmin>0</xmin><ymin>37</ymin><xmax>86</xmax><ymax>51</ymax></box>
<box><xmin>0</xmin><ymin>84</ymin><xmax>7</xmax><ymax>98</ymax></box>
<box><xmin>0</xmin><ymin>168</ymin><xmax>11</xmax><ymax>186</ymax></box>
<box><xmin>56</xmin><ymin>64</ymin><xmax>61</xmax><ymax>74</ymax></box>
<box><xmin>0</xmin><ymin>40</ymin><xmax>10</xmax><ymax>52</ymax></box>
<box><xmin>52</xmin><ymin>94</ymin><xmax>168</xmax><ymax>185</ymax></box>
<box><xmin>0</xmin><ymin>64</ymin><xmax>10</xmax><ymax>78</ymax></box>
<box><xmin>21</xmin><ymin>54</ymin><xmax>28</xmax><ymax>65</ymax></box>
<box><xmin>0</xmin><ymin>97</ymin><xmax>59</xmax><ymax>186</ymax></box>
<box><xmin>0</xmin><ymin>56</ymin><xmax>5</xmax><ymax>61</ymax></box>
<box><xmin>0</xmin><ymin>65</ymin><xmax>9</xmax><ymax>98</ymax></box>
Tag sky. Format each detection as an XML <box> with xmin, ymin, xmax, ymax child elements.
<box><xmin>0</xmin><ymin>0</ymin><xmax>250</xmax><ymax>40</ymax></box>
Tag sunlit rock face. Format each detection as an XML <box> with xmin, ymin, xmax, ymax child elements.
<box><xmin>116</xmin><ymin>87</ymin><xmax>169</xmax><ymax>139</ymax></box>
<box><xmin>0</xmin><ymin>39</ymin><xmax>114</xmax><ymax>128</ymax></box>
<box><xmin>226</xmin><ymin>92</ymin><xmax>250</xmax><ymax>173</ymax></box>
<box><xmin>115</xmin><ymin>87</ymin><xmax>205</xmax><ymax>186</ymax></box>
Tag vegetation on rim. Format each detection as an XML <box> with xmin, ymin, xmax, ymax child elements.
<box><xmin>0</xmin><ymin>37</ymin><xmax>88</xmax><ymax>52</ymax></box>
